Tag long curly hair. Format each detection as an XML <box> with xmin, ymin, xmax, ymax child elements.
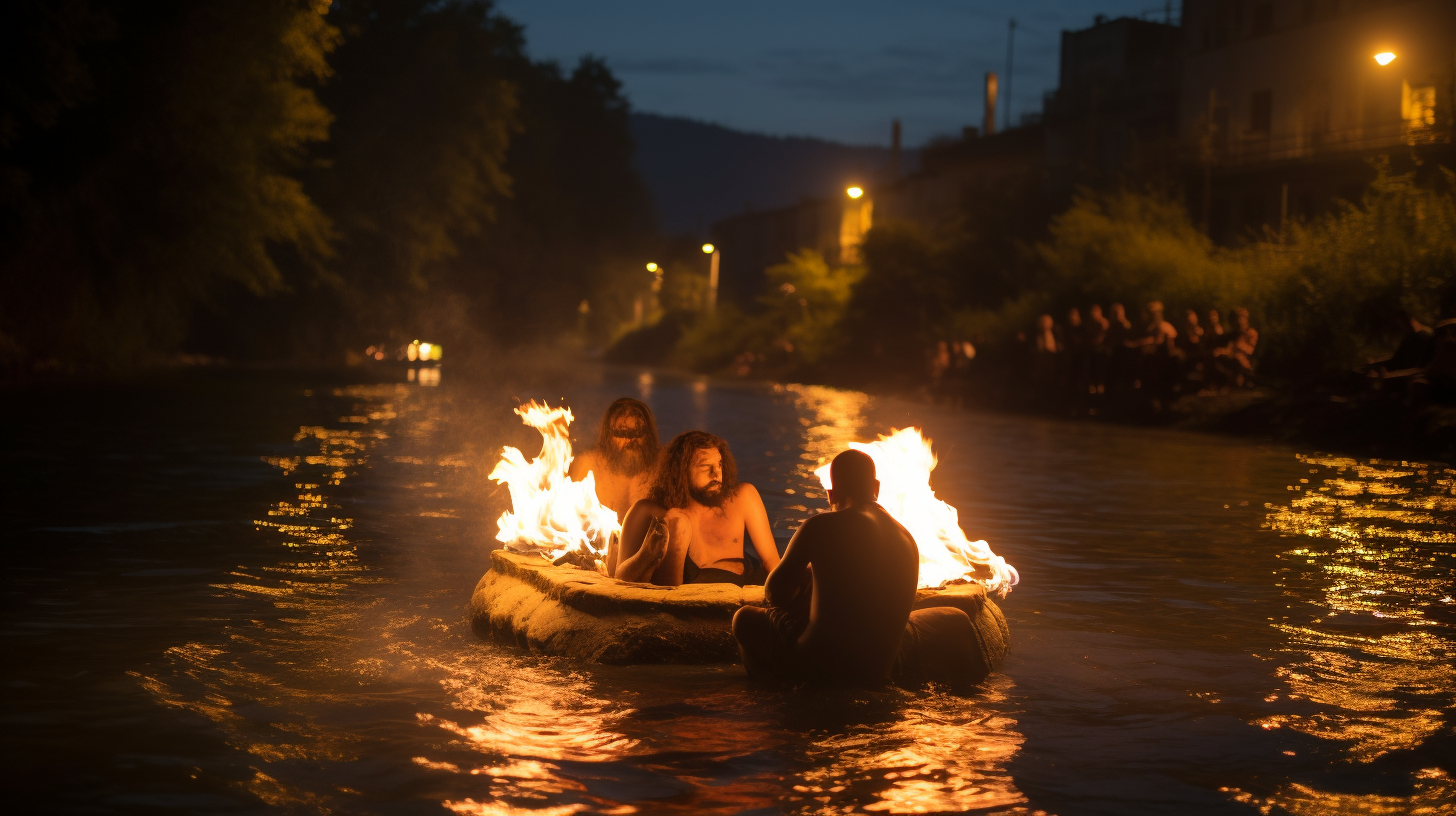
<box><xmin>649</xmin><ymin>430</ymin><xmax>738</xmax><ymax>509</ymax></box>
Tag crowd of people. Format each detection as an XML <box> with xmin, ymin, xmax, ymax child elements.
<box><xmin>932</xmin><ymin>301</ymin><xmax>1261</xmax><ymax>414</ymax></box>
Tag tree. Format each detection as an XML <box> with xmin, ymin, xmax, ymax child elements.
<box><xmin>0</xmin><ymin>0</ymin><xmax>338</xmax><ymax>372</ymax></box>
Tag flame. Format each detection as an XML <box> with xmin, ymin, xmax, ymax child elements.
<box><xmin>815</xmin><ymin>427</ymin><xmax>1018</xmax><ymax>595</ymax></box>
<box><xmin>488</xmin><ymin>402</ymin><xmax>621</xmax><ymax>564</ymax></box>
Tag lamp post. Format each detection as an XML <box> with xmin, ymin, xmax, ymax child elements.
<box><xmin>702</xmin><ymin>243</ymin><xmax>719</xmax><ymax>314</ymax></box>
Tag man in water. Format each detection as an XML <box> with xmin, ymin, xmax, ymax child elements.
<box><xmin>614</xmin><ymin>430</ymin><xmax>779</xmax><ymax>586</ymax></box>
<box><xmin>568</xmin><ymin>398</ymin><xmax>661</xmax><ymax>574</ymax></box>
<box><xmin>732</xmin><ymin>449</ymin><xmax>921</xmax><ymax>685</ymax></box>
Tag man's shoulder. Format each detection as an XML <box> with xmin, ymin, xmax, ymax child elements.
<box><xmin>726</xmin><ymin>481</ymin><xmax>764</xmax><ymax>508</ymax></box>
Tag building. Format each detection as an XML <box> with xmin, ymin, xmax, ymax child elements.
<box><xmin>1180</xmin><ymin>0</ymin><xmax>1456</xmax><ymax>237</ymax></box>
<box><xmin>709</xmin><ymin>1</ymin><xmax>1456</xmax><ymax>307</ymax></box>
<box><xmin>1043</xmin><ymin>14</ymin><xmax>1184</xmax><ymax>184</ymax></box>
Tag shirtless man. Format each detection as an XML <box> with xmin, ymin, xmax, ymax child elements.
<box><xmin>732</xmin><ymin>449</ymin><xmax>920</xmax><ymax>685</ymax></box>
<box><xmin>568</xmin><ymin>398</ymin><xmax>660</xmax><ymax>574</ymax></box>
<box><xmin>614</xmin><ymin>430</ymin><xmax>779</xmax><ymax>586</ymax></box>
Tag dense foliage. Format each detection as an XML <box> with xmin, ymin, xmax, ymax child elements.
<box><xmin>0</xmin><ymin>0</ymin><xmax>655</xmax><ymax>374</ymax></box>
<box><xmin>632</xmin><ymin>162</ymin><xmax>1455</xmax><ymax>387</ymax></box>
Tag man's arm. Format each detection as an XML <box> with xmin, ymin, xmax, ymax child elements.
<box><xmin>737</xmin><ymin>483</ymin><xmax>781</xmax><ymax>573</ymax></box>
<box><xmin>567</xmin><ymin>450</ymin><xmax>597</xmax><ymax>483</ymax></box>
<box><xmin>765</xmin><ymin>515</ymin><xmax>819</xmax><ymax>608</ymax></box>
<box><xmin>614</xmin><ymin>500</ymin><xmax>667</xmax><ymax>583</ymax></box>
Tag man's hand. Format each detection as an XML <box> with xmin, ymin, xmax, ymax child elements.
<box><xmin>638</xmin><ymin>515</ymin><xmax>669</xmax><ymax>564</ymax></box>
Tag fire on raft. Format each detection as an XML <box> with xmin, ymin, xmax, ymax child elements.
<box><xmin>472</xmin><ymin>400</ymin><xmax>1015</xmax><ymax>682</ymax></box>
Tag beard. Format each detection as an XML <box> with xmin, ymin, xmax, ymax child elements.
<box><xmin>689</xmin><ymin>480</ymin><xmax>729</xmax><ymax>508</ymax></box>
<box><xmin>602</xmin><ymin>440</ymin><xmax>652</xmax><ymax>477</ymax></box>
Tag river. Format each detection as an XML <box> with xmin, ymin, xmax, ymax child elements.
<box><xmin>2</xmin><ymin>364</ymin><xmax>1452</xmax><ymax>815</ymax></box>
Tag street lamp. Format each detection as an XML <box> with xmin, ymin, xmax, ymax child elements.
<box><xmin>702</xmin><ymin>243</ymin><xmax>719</xmax><ymax>315</ymax></box>
<box><xmin>847</xmin><ymin>186</ymin><xmax>864</xmax><ymax>199</ymax></box>
<box><xmin>1374</xmin><ymin>51</ymin><xmax>1396</xmax><ymax>66</ymax></box>
<box><xmin>646</xmin><ymin>262</ymin><xmax>658</xmax><ymax>272</ymax></box>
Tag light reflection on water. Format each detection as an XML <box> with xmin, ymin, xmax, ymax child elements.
<box><xmin>5</xmin><ymin>367</ymin><xmax>1453</xmax><ymax>814</ymax></box>
<box><xmin>1230</xmin><ymin>455</ymin><xmax>1456</xmax><ymax>813</ymax></box>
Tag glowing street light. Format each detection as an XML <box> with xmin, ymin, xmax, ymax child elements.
<box><xmin>702</xmin><ymin>243</ymin><xmax>720</xmax><ymax>314</ymax></box>
<box><xmin>646</xmin><ymin>262</ymin><xmax>658</xmax><ymax>272</ymax></box>
<box><xmin>847</xmin><ymin>186</ymin><xmax>864</xmax><ymax>199</ymax></box>
<box><xmin>1374</xmin><ymin>51</ymin><xmax>1396</xmax><ymax>66</ymax></box>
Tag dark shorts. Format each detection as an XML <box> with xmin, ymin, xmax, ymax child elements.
<box><xmin>687</xmin><ymin>567</ymin><xmax>749</xmax><ymax>586</ymax></box>
<box><xmin>765</xmin><ymin>602</ymin><xmax>811</xmax><ymax>677</ymax></box>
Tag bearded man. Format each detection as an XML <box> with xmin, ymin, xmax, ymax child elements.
<box><xmin>569</xmin><ymin>398</ymin><xmax>661</xmax><ymax>574</ymax></box>
<box><xmin>614</xmin><ymin>430</ymin><xmax>779</xmax><ymax>586</ymax></box>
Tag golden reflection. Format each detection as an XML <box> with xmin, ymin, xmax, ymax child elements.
<box><xmin>1223</xmin><ymin>767</ymin><xmax>1452</xmax><ymax>815</ymax></box>
<box><xmin>785</xmin><ymin>678</ymin><xmax>1035</xmax><ymax>814</ymax></box>
<box><xmin>1255</xmin><ymin>455</ymin><xmax>1455</xmax><ymax>802</ymax></box>
<box><xmin>134</xmin><ymin>383</ymin><xmax>421</xmax><ymax>811</ymax></box>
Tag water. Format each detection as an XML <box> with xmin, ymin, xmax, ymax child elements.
<box><xmin>2</xmin><ymin>365</ymin><xmax>1453</xmax><ymax>815</ymax></box>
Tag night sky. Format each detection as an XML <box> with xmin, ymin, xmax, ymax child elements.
<box><xmin>496</xmin><ymin>0</ymin><xmax>1173</xmax><ymax>146</ymax></box>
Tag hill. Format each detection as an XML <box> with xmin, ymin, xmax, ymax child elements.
<box><xmin>629</xmin><ymin>112</ymin><xmax>911</xmax><ymax>234</ymax></box>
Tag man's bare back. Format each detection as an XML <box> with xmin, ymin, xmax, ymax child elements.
<box><xmin>733</xmin><ymin>449</ymin><xmax>920</xmax><ymax>684</ymax></box>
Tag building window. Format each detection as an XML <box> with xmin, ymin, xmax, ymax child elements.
<box><xmin>1252</xmin><ymin>3</ymin><xmax>1275</xmax><ymax>35</ymax></box>
<box><xmin>1250</xmin><ymin>90</ymin><xmax>1273</xmax><ymax>134</ymax></box>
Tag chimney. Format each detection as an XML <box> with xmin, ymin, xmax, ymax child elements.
<box><xmin>890</xmin><ymin>119</ymin><xmax>902</xmax><ymax>178</ymax></box>
<box><xmin>984</xmin><ymin>72</ymin><xmax>998</xmax><ymax>136</ymax></box>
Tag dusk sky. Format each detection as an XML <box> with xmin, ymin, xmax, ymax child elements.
<box><xmin>495</xmin><ymin>0</ymin><xmax>1174</xmax><ymax>147</ymax></box>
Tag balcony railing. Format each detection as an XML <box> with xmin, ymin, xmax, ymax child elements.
<box><xmin>1212</xmin><ymin>120</ymin><xmax>1451</xmax><ymax>167</ymax></box>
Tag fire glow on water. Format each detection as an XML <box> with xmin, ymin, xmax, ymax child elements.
<box><xmin>490</xmin><ymin>402</ymin><xmax>1017</xmax><ymax>594</ymax></box>
<box><xmin>815</xmin><ymin>427</ymin><xmax>1019</xmax><ymax>596</ymax></box>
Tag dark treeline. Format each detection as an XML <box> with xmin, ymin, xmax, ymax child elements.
<box><xmin>0</xmin><ymin>0</ymin><xmax>654</xmax><ymax>374</ymax></box>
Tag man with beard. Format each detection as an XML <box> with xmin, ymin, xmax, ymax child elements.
<box><xmin>569</xmin><ymin>398</ymin><xmax>661</xmax><ymax>575</ymax></box>
<box><xmin>614</xmin><ymin>430</ymin><xmax>779</xmax><ymax>586</ymax></box>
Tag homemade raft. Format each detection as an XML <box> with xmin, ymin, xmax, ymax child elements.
<box><xmin>471</xmin><ymin>550</ymin><xmax>1010</xmax><ymax>684</ymax></box>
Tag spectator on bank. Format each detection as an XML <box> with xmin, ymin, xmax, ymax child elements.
<box><xmin>1366</xmin><ymin>310</ymin><xmax>1436</xmax><ymax>380</ymax></box>
<box><xmin>1206</xmin><ymin>309</ymin><xmax>1227</xmax><ymax>352</ymax></box>
<box><xmin>1213</xmin><ymin>308</ymin><xmax>1259</xmax><ymax>387</ymax></box>
<box><xmin>1134</xmin><ymin>301</ymin><xmax>1178</xmax><ymax>403</ymax></box>
<box><xmin>1063</xmin><ymin>307</ymin><xmax>1091</xmax><ymax>404</ymax></box>
<box><xmin>1411</xmin><ymin>318</ymin><xmax>1456</xmax><ymax>406</ymax></box>
<box><xmin>1107</xmin><ymin>303</ymin><xmax>1135</xmax><ymax>392</ymax></box>
<box><xmin>1031</xmin><ymin>314</ymin><xmax>1059</xmax><ymax>400</ymax></box>
<box><xmin>1178</xmin><ymin>309</ymin><xmax>1204</xmax><ymax>356</ymax></box>
<box><xmin>1086</xmin><ymin>304</ymin><xmax>1111</xmax><ymax>395</ymax></box>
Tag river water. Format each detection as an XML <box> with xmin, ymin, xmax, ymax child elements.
<box><xmin>2</xmin><ymin>364</ymin><xmax>1452</xmax><ymax>815</ymax></box>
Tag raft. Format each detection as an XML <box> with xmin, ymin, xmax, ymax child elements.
<box><xmin>471</xmin><ymin>550</ymin><xmax>1010</xmax><ymax>684</ymax></box>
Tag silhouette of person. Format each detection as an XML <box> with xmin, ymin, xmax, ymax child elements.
<box><xmin>1107</xmin><ymin>302</ymin><xmax>1135</xmax><ymax>392</ymax></box>
<box><xmin>1213</xmin><ymin>307</ymin><xmax>1259</xmax><ymax>386</ymax></box>
<box><xmin>569</xmin><ymin>398</ymin><xmax>661</xmax><ymax>575</ymax></box>
<box><xmin>1367</xmin><ymin>309</ymin><xmax>1436</xmax><ymax>377</ymax></box>
<box><xmin>732</xmin><ymin>449</ymin><xmax>920</xmax><ymax>685</ymax></box>
<box><xmin>1086</xmin><ymin>304</ymin><xmax>1111</xmax><ymax>395</ymax></box>
<box><xmin>615</xmin><ymin>431</ymin><xmax>779</xmax><ymax>586</ymax></box>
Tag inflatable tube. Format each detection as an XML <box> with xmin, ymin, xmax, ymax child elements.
<box><xmin>471</xmin><ymin>550</ymin><xmax>1009</xmax><ymax>681</ymax></box>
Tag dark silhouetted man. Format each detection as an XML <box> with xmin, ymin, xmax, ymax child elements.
<box><xmin>732</xmin><ymin>449</ymin><xmax>920</xmax><ymax>685</ymax></box>
<box><xmin>569</xmin><ymin>398</ymin><xmax>661</xmax><ymax>574</ymax></box>
<box><xmin>615</xmin><ymin>431</ymin><xmax>779</xmax><ymax>586</ymax></box>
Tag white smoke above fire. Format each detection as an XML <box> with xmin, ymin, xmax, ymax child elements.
<box><xmin>488</xmin><ymin>402</ymin><xmax>620</xmax><ymax>564</ymax></box>
<box><xmin>815</xmin><ymin>427</ymin><xmax>1018</xmax><ymax>596</ymax></box>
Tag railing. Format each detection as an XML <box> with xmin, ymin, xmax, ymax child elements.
<box><xmin>1214</xmin><ymin>120</ymin><xmax>1451</xmax><ymax>167</ymax></box>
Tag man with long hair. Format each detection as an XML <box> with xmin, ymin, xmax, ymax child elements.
<box><xmin>569</xmin><ymin>398</ymin><xmax>661</xmax><ymax>574</ymax></box>
<box><xmin>614</xmin><ymin>430</ymin><xmax>779</xmax><ymax>586</ymax></box>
